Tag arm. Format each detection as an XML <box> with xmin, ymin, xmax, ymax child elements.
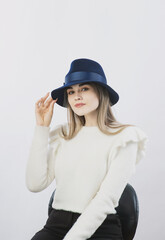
<box><xmin>63</xmin><ymin>142</ymin><xmax>138</xmax><ymax>240</ymax></box>
<box><xmin>25</xmin><ymin>124</ymin><xmax>61</xmax><ymax>192</ymax></box>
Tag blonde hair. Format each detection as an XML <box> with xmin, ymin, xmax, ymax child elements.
<box><xmin>59</xmin><ymin>82</ymin><xmax>135</xmax><ymax>140</ymax></box>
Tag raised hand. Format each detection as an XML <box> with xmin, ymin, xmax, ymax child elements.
<box><xmin>35</xmin><ymin>92</ymin><xmax>58</xmax><ymax>127</ymax></box>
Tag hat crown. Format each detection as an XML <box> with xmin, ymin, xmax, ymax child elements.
<box><xmin>65</xmin><ymin>58</ymin><xmax>106</xmax><ymax>80</ymax></box>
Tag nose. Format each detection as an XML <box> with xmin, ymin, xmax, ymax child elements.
<box><xmin>74</xmin><ymin>90</ymin><xmax>83</xmax><ymax>100</ymax></box>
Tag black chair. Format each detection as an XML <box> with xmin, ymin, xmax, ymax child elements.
<box><xmin>48</xmin><ymin>183</ymin><xmax>139</xmax><ymax>240</ymax></box>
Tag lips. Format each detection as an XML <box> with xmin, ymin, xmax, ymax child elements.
<box><xmin>75</xmin><ymin>103</ymin><xmax>85</xmax><ymax>107</ymax></box>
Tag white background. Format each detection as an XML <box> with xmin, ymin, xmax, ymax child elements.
<box><xmin>0</xmin><ymin>0</ymin><xmax>164</xmax><ymax>239</ymax></box>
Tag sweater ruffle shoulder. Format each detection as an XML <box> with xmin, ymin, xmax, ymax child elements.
<box><xmin>111</xmin><ymin>125</ymin><xmax>149</xmax><ymax>165</ymax></box>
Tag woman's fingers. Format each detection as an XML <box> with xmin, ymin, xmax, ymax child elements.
<box><xmin>49</xmin><ymin>98</ymin><xmax>58</xmax><ymax>107</ymax></box>
<box><xmin>41</xmin><ymin>92</ymin><xmax>50</xmax><ymax>105</ymax></box>
<box><xmin>36</xmin><ymin>92</ymin><xmax>50</xmax><ymax>107</ymax></box>
<box><xmin>43</xmin><ymin>92</ymin><xmax>50</xmax><ymax>100</ymax></box>
<box><xmin>35</xmin><ymin>92</ymin><xmax>58</xmax><ymax>109</ymax></box>
<box><xmin>44</xmin><ymin>96</ymin><xmax>58</xmax><ymax>108</ymax></box>
<box><xmin>44</xmin><ymin>97</ymin><xmax>53</xmax><ymax>107</ymax></box>
<box><xmin>35</xmin><ymin>93</ymin><xmax>58</xmax><ymax>126</ymax></box>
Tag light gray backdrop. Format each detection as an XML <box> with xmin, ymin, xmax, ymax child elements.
<box><xmin>0</xmin><ymin>0</ymin><xmax>164</xmax><ymax>239</ymax></box>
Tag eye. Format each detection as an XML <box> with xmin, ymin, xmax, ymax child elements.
<box><xmin>67</xmin><ymin>87</ymin><xmax>89</xmax><ymax>95</ymax></box>
<box><xmin>82</xmin><ymin>87</ymin><xmax>89</xmax><ymax>91</ymax></box>
<box><xmin>67</xmin><ymin>90</ymin><xmax>75</xmax><ymax>95</ymax></box>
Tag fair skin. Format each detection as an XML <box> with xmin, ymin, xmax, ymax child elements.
<box><xmin>66</xmin><ymin>83</ymin><xmax>99</xmax><ymax>127</ymax></box>
<box><xmin>35</xmin><ymin>92</ymin><xmax>58</xmax><ymax>127</ymax></box>
<box><xmin>35</xmin><ymin>83</ymin><xmax>99</xmax><ymax>127</ymax></box>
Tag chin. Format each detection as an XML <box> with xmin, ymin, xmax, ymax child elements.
<box><xmin>74</xmin><ymin>111</ymin><xmax>86</xmax><ymax>116</ymax></box>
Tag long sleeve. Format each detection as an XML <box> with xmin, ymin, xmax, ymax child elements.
<box><xmin>25</xmin><ymin>124</ymin><xmax>62</xmax><ymax>192</ymax></box>
<box><xmin>63</xmin><ymin>127</ymin><xmax>149</xmax><ymax>240</ymax></box>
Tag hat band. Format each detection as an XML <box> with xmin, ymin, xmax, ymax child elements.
<box><xmin>64</xmin><ymin>71</ymin><xmax>107</xmax><ymax>85</ymax></box>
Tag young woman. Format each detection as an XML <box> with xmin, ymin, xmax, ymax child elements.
<box><xmin>26</xmin><ymin>58</ymin><xmax>148</xmax><ymax>240</ymax></box>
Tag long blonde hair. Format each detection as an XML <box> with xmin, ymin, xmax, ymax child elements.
<box><xmin>59</xmin><ymin>82</ymin><xmax>135</xmax><ymax>140</ymax></box>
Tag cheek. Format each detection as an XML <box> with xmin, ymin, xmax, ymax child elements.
<box><xmin>87</xmin><ymin>94</ymin><xmax>99</xmax><ymax>108</ymax></box>
<box><xmin>67</xmin><ymin>95</ymin><xmax>72</xmax><ymax>104</ymax></box>
<box><xmin>89</xmin><ymin>92</ymin><xmax>99</xmax><ymax>101</ymax></box>
<box><xmin>67</xmin><ymin>96</ymin><xmax>75</xmax><ymax>108</ymax></box>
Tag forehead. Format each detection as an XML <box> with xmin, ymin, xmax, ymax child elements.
<box><xmin>66</xmin><ymin>83</ymin><xmax>90</xmax><ymax>90</ymax></box>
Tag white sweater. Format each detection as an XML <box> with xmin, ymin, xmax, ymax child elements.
<box><xmin>26</xmin><ymin>123</ymin><xmax>149</xmax><ymax>240</ymax></box>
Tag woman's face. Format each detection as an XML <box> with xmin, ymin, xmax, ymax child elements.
<box><xmin>66</xmin><ymin>83</ymin><xmax>99</xmax><ymax>117</ymax></box>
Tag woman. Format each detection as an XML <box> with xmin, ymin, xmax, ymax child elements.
<box><xmin>26</xmin><ymin>58</ymin><xmax>148</xmax><ymax>240</ymax></box>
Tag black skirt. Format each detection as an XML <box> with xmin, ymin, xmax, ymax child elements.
<box><xmin>31</xmin><ymin>208</ymin><xmax>123</xmax><ymax>240</ymax></box>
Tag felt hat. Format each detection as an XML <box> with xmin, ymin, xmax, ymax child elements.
<box><xmin>51</xmin><ymin>58</ymin><xmax>119</xmax><ymax>107</ymax></box>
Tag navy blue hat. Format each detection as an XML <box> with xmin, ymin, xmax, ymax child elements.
<box><xmin>51</xmin><ymin>58</ymin><xmax>119</xmax><ymax>107</ymax></box>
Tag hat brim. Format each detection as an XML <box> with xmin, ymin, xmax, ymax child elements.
<box><xmin>51</xmin><ymin>80</ymin><xmax>119</xmax><ymax>108</ymax></box>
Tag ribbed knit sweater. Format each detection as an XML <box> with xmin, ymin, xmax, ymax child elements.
<box><xmin>26</xmin><ymin>123</ymin><xmax>148</xmax><ymax>240</ymax></box>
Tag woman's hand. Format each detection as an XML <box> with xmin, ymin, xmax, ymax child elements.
<box><xmin>35</xmin><ymin>92</ymin><xmax>58</xmax><ymax>127</ymax></box>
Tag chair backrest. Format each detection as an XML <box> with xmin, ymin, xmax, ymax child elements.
<box><xmin>115</xmin><ymin>183</ymin><xmax>139</xmax><ymax>240</ymax></box>
<box><xmin>48</xmin><ymin>183</ymin><xmax>139</xmax><ymax>240</ymax></box>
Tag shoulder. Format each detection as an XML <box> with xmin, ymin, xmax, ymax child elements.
<box><xmin>113</xmin><ymin>125</ymin><xmax>148</xmax><ymax>146</ymax></box>
<box><xmin>112</xmin><ymin>125</ymin><xmax>149</xmax><ymax>164</ymax></box>
<box><xmin>48</xmin><ymin>123</ymin><xmax>66</xmax><ymax>145</ymax></box>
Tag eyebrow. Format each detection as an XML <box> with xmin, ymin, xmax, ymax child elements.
<box><xmin>66</xmin><ymin>83</ymin><xmax>88</xmax><ymax>90</ymax></box>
